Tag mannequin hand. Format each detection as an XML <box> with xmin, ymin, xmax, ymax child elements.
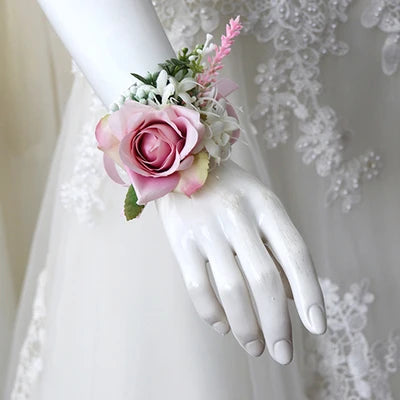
<box><xmin>156</xmin><ymin>161</ymin><xmax>326</xmax><ymax>364</ymax></box>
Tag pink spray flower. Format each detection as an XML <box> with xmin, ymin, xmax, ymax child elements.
<box><xmin>197</xmin><ymin>16</ymin><xmax>243</xmax><ymax>87</ymax></box>
<box><xmin>95</xmin><ymin>101</ymin><xmax>209</xmax><ymax>204</ymax></box>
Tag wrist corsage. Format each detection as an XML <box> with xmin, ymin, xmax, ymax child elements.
<box><xmin>95</xmin><ymin>17</ymin><xmax>242</xmax><ymax>220</ymax></box>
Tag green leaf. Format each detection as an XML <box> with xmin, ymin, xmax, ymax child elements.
<box><xmin>151</xmin><ymin>71</ymin><xmax>160</xmax><ymax>83</ymax></box>
<box><xmin>124</xmin><ymin>185</ymin><xmax>145</xmax><ymax>221</ymax></box>
<box><xmin>130</xmin><ymin>72</ymin><xmax>151</xmax><ymax>85</ymax></box>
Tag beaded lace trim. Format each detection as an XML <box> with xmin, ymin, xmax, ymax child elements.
<box><xmin>59</xmin><ymin>63</ymin><xmax>106</xmax><ymax>224</ymax></box>
<box><xmin>362</xmin><ymin>0</ymin><xmax>400</xmax><ymax>76</ymax></box>
<box><xmin>153</xmin><ymin>0</ymin><xmax>388</xmax><ymax>212</ymax></box>
<box><xmin>305</xmin><ymin>279</ymin><xmax>400</xmax><ymax>400</ymax></box>
<box><xmin>10</xmin><ymin>268</ymin><xmax>48</xmax><ymax>400</ymax></box>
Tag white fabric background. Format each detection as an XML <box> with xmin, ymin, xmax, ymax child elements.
<box><xmin>0</xmin><ymin>0</ymin><xmax>72</xmax><ymax>390</ymax></box>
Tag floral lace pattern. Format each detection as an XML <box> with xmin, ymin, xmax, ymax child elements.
<box><xmin>248</xmin><ymin>0</ymin><xmax>383</xmax><ymax>212</ymax></box>
<box><xmin>362</xmin><ymin>0</ymin><xmax>400</xmax><ymax>75</ymax></box>
<box><xmin>59</xmin><ymin>63</ymin><xmax>107</xmax><ymax>224</ymax></box>
<box><xmin>305</xmin><ymin>279</ymin><xmax>400</xmax><ymax>400</ymax></box>
<box><xmin>153</xmin><ymin>0</ymin><xmax>385</xmax><ymax>212</ymax></box>
<box><xmin>11</xmin><ymin>268</ymin><xmax>48</xmax><ymax>400</ymax></box>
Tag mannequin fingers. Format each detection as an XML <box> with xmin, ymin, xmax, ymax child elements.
<box><xmin>203</xmin><ymin>236</ymin><xmax>265</xmax><ymax>357</ymax></box>
<box><xmin>268</xmin><ymin>247</ymin><xmax>293</xmax><ymax>300</ymax></box>
<box><xmin>252</xmin><ymin>190</ymin><xmax>326</xmax><ymax>335</ymax></box>
<box><xmin>177</xmin><ymin>241</ymin><xmax>230</xmax><ymax>335</ymax></box>
<box><xmin>229</xmin><ymin>224</ymin><xmax>293</xmax><ymax>365</ymax></box>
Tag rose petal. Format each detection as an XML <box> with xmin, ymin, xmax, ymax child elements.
<box><xmin>149</xmin><ymin>123</ymin><xmax>180</xmax><ymax>143</ymax></box>
<box><xmin>174</xmin><ymin>151</ymin><xmax>209</xmax><ymax>196</ymax></box>
<box><xmin>177</xmin><ymin>155</ymin><xmax>194</xmax><ymax>171</ymax></box>
<box><xmin>157</xmin><ymin>148</ymin><xmax>180</xmax><ymax>173</ymax></box>
<box><xmin>108</xmin><ymin>101</ymin><xmax>150</xmax><ymax>140</ymax></box>
<box><xmin>95</xmin><ymin>114</ymin><xmax>117</xmax><ymax>150</ymax></box>
<box><xmin>120</xmin><ymin>132</ymin><xmax>181</xmax><ymax>177</ymax></box>
<box><xmin>166</xmin><ymin>105</ymin><xmax>201</xmax><ymax>128</ymax></box>
<box><xmin>103</xmin><ymin>153</ymin><xmax>127</xmax><ymax>185</ymax></box>
<box><xmin>174</xmin><ymin>117</ymin><xmax>200</xmax><ymax>158</ymax></box>
<box><xmin>119</xmin><ymin>133</ymin><xmax>151</xmax><ymax>176</ymax></box>
<box><xmin>165</xmin><ymin>106</ymin><xmax>205</xmax><ymax>148</ymax></box>
<box><xmin>104</xmin><ymin>140</ymin><xmax>123</xmax><ymax>168</ymax></box>
<box><xmin>126</xmin><ymin>168</ymin><xmax>180</xmax><ymax>204</ymax></box>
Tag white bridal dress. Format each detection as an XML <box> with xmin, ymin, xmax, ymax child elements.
<box><xmin>4</xmin><ymin>1</ymin><xmax>400</xmax><ymax>399</ymax></box>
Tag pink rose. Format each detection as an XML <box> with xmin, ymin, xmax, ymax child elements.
<box><xmin>95</xmin><ymin>101</ymin><xmax>209</xmax><ymax>204</ymax></box>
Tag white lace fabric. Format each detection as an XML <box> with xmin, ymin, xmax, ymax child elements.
<box><xmin>247</xmin><ymin>0</ymin><xmax>382</xmax><ymax>212</ymax></box>
<box><xmin>10</xmin><ymin>269</ymin><xmax>48</xmax><ymax>400</ymax></box>
<box><xmin>362</xmin><ymin>0</ymin><xmax>400</xmax><ymax>75</ymax></box>
<box><xmin>306</xmin><ymin>279</ymin><xmax>400</xmax><ymax>400</ymax></box>
<box><xmin>59</xmin><ymin>64</ymin><xmax>107</xmax><ymax>224</ymax></box>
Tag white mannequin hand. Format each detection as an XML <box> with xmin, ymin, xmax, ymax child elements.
<box><xmin>157</xmin><ymin>161</ymin><xmax>326</xmax><ymax>364</ymax></box>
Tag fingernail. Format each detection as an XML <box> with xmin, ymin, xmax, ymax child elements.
<box><xmin>273</xmin><ymin>340</ymin><xmax>292</xmax><ymax>365</ymax></box>
<box><xmin>245</xmin><ymin>339</ymin><xmax>265</xmax><ymax>357</ymax></box>
<box><xmin>308</xmin><ymin>304</ymin><xmax>327</xmax><ymax>334</ymax></box>
<box><xmin>212</xmin><ymin>321</ymin><xmax>230</xmax><ymax>335</ymax></box>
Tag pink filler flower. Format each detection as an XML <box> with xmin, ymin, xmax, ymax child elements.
<box><xmin>197</xmin><ymin>16</ymin><xmax>242</xmax><ymax>87</ymax></box>
<box><xmin>95</xmin><ymin>102</ymin><xmax>209</xmax><ymax>204</ymax></box>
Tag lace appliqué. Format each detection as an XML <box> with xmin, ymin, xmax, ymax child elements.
<box><xmin>248</xmin><ymin>0</ymin><xmax>382</xmax><ymax>212</ymax></box>
<box><xmin>153</xmin><ymin>0</ymin><xmax>222</xmax><ymax>49</ymax></box>
<box><xmin>305</xmin><ymin>279</ymin><xmax>400</xmax><ymax>400</ymax></box>
<box><xmin>59</xmin><ymin>63</ymin><xmax>107</xmax><ymax>224</ymax></box>
<box><xmin>10</xmin><ymin>268</ymin><xmax>48</xmax><ymax>400</ymax></box>
<box><xmin>362</xmin><ymin>0</ymin><xmax>400</xmax><ymax>75</ymax></box>
<box><xmin>154</xmin><ymin>0</ymin><xmax>383</xmax><ymax>213</ymax></box>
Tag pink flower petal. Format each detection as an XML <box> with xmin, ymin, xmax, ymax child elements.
<box><xmin>103</xmin><ymin>153</ymin><xmax>127</xmax><ymax>185</ymax></box>
<box><xmin>119</xmin><ymin>133</ymin><xmax>151</xmax><ymax>176</ymax></box>
<box><xmin>120</xmin><ymin>132</ymin><xmax>182</xmax><ymax>177</ymax></box>
<box><xmin>95</xmin><ymin>114</ymin><xmax>117</xmax><ymax>150</ymax></box>
<box><xmin>177</xmin><ymin>155</ymin><xmax>194</xmax><ymax>171</ymax></box>
<box><xmin>147</xmin><ymin>123</ymin><xmax>180</xmax><ymax>143</ymax></box>
<box><xmin>173</xmin><ymin>117</ymin><xmax>200</xmax><ymax>158</ymax></box>
<box><xmin>175</xmin><ymin>151</ymin><xmax>209</xmax><ymax>196</ymax></box>
<box><xmin>156</xmin><ymin>148</ymin><xmax>181</xmax><ymax>176</ymax></box>
<box><xmin>166</xmin><ymin>106</ymin><xmax>205</xmax><ymax>152</ymax></box>
<box><xmin>108</xmin><ymin>102</ymin><xmax>149</xmax><ymax>141</ymax></box>
<box><xmin>166</xmin><ymin>106</ymin><xmax>202</xmax><ymax>130</ymax></box>
<box><xmin>138</xmin><ymin>132</ymin><xmax>171</xmax><ymax>168</ymax></box>
<box><xmin>215</xmin><ymin>78</ymin><xmax>239</xmax><ymax>97</ymax></box>
<box><xmin>126</xmin><ymin>168</ymin><xmax>180</xmax><ymax>204</ymax></box>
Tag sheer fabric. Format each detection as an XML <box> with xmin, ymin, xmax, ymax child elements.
<box><xmin>0</xmin><ymin>206</ymin><xmax>15</xmax><ymax>392</ymax></box>
<box><xmin>4</xmin><ymin>1</ymin><xmax>400</xmax><ymax>399</ymax></box>
<box><xmin>0</xmin><ymin>0</ymin><xmax>71</xmax><ymax>293</ymax></box>
<box><xmin>0</xmin><ymin>0</ymin><xmax>71</xmax><ymax>391</ymax></box>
